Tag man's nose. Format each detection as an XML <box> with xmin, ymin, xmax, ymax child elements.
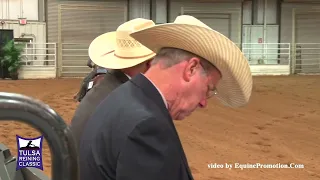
<box><xmin>199</xmin><ymin>99</ymin><xmax>207</xmax><ymax>108</ymax></box>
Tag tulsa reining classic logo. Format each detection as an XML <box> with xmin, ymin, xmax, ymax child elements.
<box><xmin>16</xmin><ymin>135</ymin><xmax>44</xmax><ymax>171</ymax></box>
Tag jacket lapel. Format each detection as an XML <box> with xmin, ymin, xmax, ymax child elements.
<box><xmin>130</xmin><ymin>74</ymin><xmax>194</xmax><ymax>180</ymax></box>
<box><xmin>130</xmin><ymin>73</ymin><xmax>167</xmax><ymax>113</ymax></box>
<box><xmin>163</xmin><ymin>113</ymin><xmax>194</xmax><ymax>180</ymax></box>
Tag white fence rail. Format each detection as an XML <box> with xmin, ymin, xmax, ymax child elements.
<box><xmin>241</xmin><ymin>43</ymin><xmax>291</xmax><ymax>75</ymax></box>
<box><xmin>21</xmin><ymin>43</ymin><xmax>57</xmax><ymax>67</ymax></box>
<box><xmin>16</xmin><ymin>42</ymin><xmax>320</xmax><ymax>78</ymax></box>
<box><xmin>242</xmin><ymin>43</ymin><xmax>291</xmax><ymax>65</ymax></box>
<box><xmin>18</xmin><ymin>43</ymin><xmax>57</xmax><ymax>79</ymax></box>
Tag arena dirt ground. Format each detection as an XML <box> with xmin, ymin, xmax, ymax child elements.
<box><xmin>0</xmin><ymin>75</ymin><xmax>319</xmax><ymax>180</ymax></box>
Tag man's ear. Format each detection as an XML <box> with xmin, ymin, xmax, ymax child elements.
<box><xmin>146</xmin><ymin>59</ymin><xmax>152</xmax><ymax>69</ymax></box>
<box><xmin>182</xmin><ymin>57</ymin><xmax>201</xmax><ymax>82</ymax></box>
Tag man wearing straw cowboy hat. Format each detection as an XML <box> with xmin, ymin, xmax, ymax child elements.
<box><xmin>70</xmin><ymin>18</ymin><xmax>157</xmax><ymax>148</ymax></box>
<box><xmin>79</xmin><ymin>15</ymin><xmax>252</xmax><ymax>180</ymax></box>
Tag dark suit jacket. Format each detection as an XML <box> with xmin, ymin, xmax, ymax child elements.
<box><xmin>70</xmin><ymin>69</ymin><xmax>129</xmax><ymax>148</ymax></box>
<box><xmin>79</xmin><ymin>73</ymin><xmax>194</xmax><ymax>180</ymax></box>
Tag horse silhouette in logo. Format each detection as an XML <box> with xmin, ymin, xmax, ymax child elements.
<box><xmin>20</xmin><ymin>140</ymin><xmax>39</xmax><ymax>150</ymax></box>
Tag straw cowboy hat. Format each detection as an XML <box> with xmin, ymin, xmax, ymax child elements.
<box><xmin>130</xmin><ymin>15</ymin><xmax>253</xmax><ymax>108</ymax></box>
<box><xmin>88</xmin><ymin>18</ymin><xmax>156</xmax><ymax>69</ymax></box>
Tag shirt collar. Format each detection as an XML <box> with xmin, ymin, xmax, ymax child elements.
<box><xmin>124</xmin><ymin>73</ymin><xmax>131</xmax><ymax>79</ymax></box>
<box><xmin>141</xmin><ymin>74</ymin><xmax>168</xmax><ymax>109</ymax></box>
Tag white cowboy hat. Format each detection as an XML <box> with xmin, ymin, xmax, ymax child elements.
<box><xmin>88</xmin><ymin>18</ymin><xmax>156</xmax><ymax>69</ymax></box>
<box><xmin>130</xmin><ymin>15</ymin><xmax>253</xmax><ymax>108</ymax></box>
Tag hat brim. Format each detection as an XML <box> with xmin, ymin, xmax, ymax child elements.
<box><xmin>130</xmin><ymin>23</ymin><xmax>253</xmax><ymax>107</ymax></box>
<box><xmin>88</xmin><ymin>31</ymin><xmax>117</xmax><ymax>67</ymax></box>
<box><xmin>88</xmin><ymin>31</ymin><xmax>156</xmax><ymax>69</ymax></box>
<box><xmin>93</xmin><ymin>50</ymin><xmax>155</xmax><ymax>69</ymax></box>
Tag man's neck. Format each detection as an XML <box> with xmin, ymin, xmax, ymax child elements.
<box><xmin>144</xmin><ymin>68</ymin><xmax>178</xmax><ymax>110</ymax></box>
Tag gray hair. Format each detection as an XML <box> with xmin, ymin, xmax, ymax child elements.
<box><xmin>151</xmin><ymin>47</ymin><xmax>218</xmax><ymax>75</ymax></box>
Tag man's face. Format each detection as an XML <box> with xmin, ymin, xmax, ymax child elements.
<box><xmin>172</xmin><ymin>57</ymin><xmax>221</xmax><ymax>120</ymax></box>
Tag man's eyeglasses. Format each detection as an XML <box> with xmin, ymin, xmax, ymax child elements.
<box><xmin>206</xmin><ymin>86</ymin><xmax>218</xmax><ymax>99</ymax></box>
<box><xmin>199</xmin><ymin>61</ymin><xmax>218</xmax><ymax>99</ymax></box>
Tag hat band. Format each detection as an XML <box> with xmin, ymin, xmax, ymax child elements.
<box><xmin>101</xmin><ymin>50</ymin><xmax>154</xmax><ymax>59</ymax></box>
<box><xmin>114</xmin><ymin>52</ymin><xmax>155</xmax><ymax>59</ymax></box>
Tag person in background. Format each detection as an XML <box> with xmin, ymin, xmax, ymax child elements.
<box><xmin>86</xmin><ymin>58</ymin><xmax>94</xmax><ymax>68</ymax></box>
<box><xmin>78</xmin><ymin>15</ymin><xmax>253</xmax><ymax>180</ymax></box>
<box><xmin>70</xmin><ymin>18</ymin><xmax>157</xmax><ymax>149</ymax></box>
<box><xmin>87</xmin><ymin>58</ymin><xmax>108</xmax><ymax>74</ymax></box>
<box><xmin>73</xmin><ymin>58</ymin><xmax>108</xmax><ymax>102</ymax></box>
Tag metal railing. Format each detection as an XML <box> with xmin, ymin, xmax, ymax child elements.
<box><xmin>241</xmin><ymin>43</ymin><xmax>291</xmax><ymax>66</ymax></box>
<box><xmin>0</xmin><ymin>92</ymin><xmax>79</xmax><ymax>180</ymax></box>
<box><xmin>60</xmin><ymin>43</ymin><xmax>92</xmax><ymax>77</ymax></box>
<box><xmin>24</xmin><ymin>42</ymin><xmax>318</xmax><ymax>77</ymax></box>
<box><xmin>21</xmin><ymin>43</ymin><xmax>57</xmax><ymax>68</ymax></box>
<box><xmin>294</xmin><ymin>43</ymin><xmax>320</xmax><ymax>74</ymax></box>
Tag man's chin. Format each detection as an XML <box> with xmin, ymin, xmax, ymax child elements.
<box><xmin>174</xmin><ymin>117</ymin><xmax>184</xmax><ymax>121</ymax></box>
<box><xmin>172</xmin><ymin>114</ymin><xmax>184</xmax><ymax>121</ymax></box>
<box><xmin>174</xmin><ymin>112</ymin><xmax>190</xmax><ymax>121</ymax></box>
